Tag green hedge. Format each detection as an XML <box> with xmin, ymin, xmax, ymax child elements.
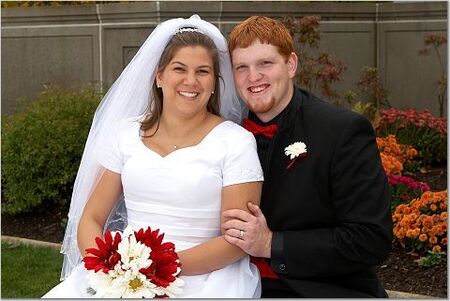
<box><xmin>2</xmin><ymin>87</ymin><xmax>101</xmax><ymax>215</ymax></box>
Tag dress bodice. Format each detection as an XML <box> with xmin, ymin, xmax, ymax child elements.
<box><xmin>99</xmin><ymin>118</ymin><xmax>263</xmax><ymax>251</ymax></box>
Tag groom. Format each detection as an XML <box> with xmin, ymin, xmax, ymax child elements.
<box><xmin>222</xmin><ymin>16</ymin><xmax>392</xmax><ymax>298</ymax></box>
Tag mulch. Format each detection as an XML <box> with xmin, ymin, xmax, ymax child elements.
<box><xmin>376</xmin><ymin>241</ymin><xmax>447</xmax><ymax>298</ymax></box>
<box><xmin>1</xmin><ymin>164</ymin><xmax>447</xmax><ymax>297</ymax></box>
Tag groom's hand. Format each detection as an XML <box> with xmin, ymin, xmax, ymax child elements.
<box><xmin>222</xmin><ymin>202</ymin><xmax>272</xmax><ymax>258</ymax></box>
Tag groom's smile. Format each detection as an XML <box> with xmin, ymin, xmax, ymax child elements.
<box><xmin>248</xmin><ymin>84</ymin><xmax>270</xmax><ymax>94</ymax></box>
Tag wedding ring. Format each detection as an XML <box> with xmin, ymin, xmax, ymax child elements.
<box><xmin>239</xmin><ymin>230</ymin><xmax>245</xmax><ymax>239</ymax></box>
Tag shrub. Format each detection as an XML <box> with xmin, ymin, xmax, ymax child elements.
<box><xmin>282</xmin><ymin>15</ymin><xmax>346</xmax><ymax>102</ymax></box>
<box><xmin>376</xmin><ymin>134</ymin><xmax>418</xmax><ymax>175</ymax></box>
<box><xmin>387</xmin><ymin>174</ymin><xmax>430</xmax><ymax>211</ymax></box>
<box><xmin>393</xmin><ymin>190</ymin><xmax>447</xmax><ymax>256</ymax></box>
<box><xmin>418</xmin><ymin>33</ymin><xmax>447</xmax><ymax>118</ymax></box>
<box><xmin>356</xmin><ymin>67</ymin><xmax>391</xmax><ymax>109</ymax></box>
<box><xmin>345</xmin><ymin>67</ymin><xmax>389</xmax><ymax>128</ymax></box>
<box><xmin>377</xmin><ymin>108</ymin><xmax>447</xmax><ymax>166</ymax></box>
<box><xmin>2</xmin><ymin>86</ymin><xmax>101</xmax><ymax>215</ymax></box>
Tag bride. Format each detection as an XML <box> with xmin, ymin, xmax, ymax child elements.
<box><xmin>43</xmin><ymin>15</ymin><xmax>263</xmax><ymax>298</ymax></box>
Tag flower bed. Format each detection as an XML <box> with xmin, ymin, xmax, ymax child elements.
<box><xmin>376</xmin><ymin>109</ymin><xmax>447</xmax><ymax>272</ymax></box>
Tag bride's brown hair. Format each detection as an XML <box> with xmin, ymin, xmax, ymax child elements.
<box><xmin>140</xmin><ymin>31</ymin><xmax>221</xmax><ymax>137</ymax></box>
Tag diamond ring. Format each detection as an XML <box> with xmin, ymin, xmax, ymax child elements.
<box><xmin>239</xmin><ymin>230</ymin><xmax>245</xmax><ymax>239</ymax></box>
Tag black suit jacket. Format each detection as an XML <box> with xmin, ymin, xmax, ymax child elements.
<box><xmin>251</xmin><ymin>87</ymin><xmax>392</xmax><ymax>298</ymax></box>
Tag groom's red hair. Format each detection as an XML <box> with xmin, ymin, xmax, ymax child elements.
<box><xmin>228</xmin><ymin>16</ymin><xmax>294</xmax><ymax>62</ymax></box>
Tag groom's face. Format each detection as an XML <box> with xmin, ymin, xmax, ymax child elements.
<box><xmin>231</xmin><ymin>40</ymin><xmax>297</xmax><ymax>121</ymax></box>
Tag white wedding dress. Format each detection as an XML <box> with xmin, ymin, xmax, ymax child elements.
<box><xmin>43</xmin><ymin>118</ymin><xmax>263</xmax><ymax>298</ymax></box>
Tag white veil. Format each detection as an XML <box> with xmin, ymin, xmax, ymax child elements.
<box><xmin>60</xmin><ymin>15</ymin><xmax>243</xmax><ymax>280</ymax></box>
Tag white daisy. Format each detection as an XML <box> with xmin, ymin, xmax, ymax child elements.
<box><xmin>110</xmin><ymin>269</ymin><xmax>157</xmax><ymax>298</ymax></box>
<box><xmin>284</xmin><ymin>142</ymin><xmax>307</xmax><ymax>159</ymax></box>
<box><xmin>117</xmin><ymin>233</ymin><xmax>152</xmax><ymax>272</ymax></box>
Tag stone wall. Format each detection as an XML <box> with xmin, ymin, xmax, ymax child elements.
<box><xmin>1</xmin><ymin>1</ymin><xmax>447</xmax><ymax>115</ymax></box>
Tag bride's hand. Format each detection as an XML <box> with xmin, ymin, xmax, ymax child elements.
<box><xmin>222</xmin><ymin>202</ymin><xmax>272</xmax><ymax>258</ymax></box>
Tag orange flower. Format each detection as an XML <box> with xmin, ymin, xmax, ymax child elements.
<box><xmin>429</xmin><ymin>236</ymin><xmax>438</xmax><ymax>244</ymax></box>
<box><xmin>406</xmin><ymin>229</ymin><xmax>416</xmax><ymax>238</ymax></box>
<box><xmin>406</xmin><ymin>148</ymin><xmax>418</xmax><ymax>158</ymax></box>
<box><xmin>396</xmin><ymin>228</ymin><xmax>406</xmax><ymax>239</ymax></box>
<box><xmin>418</xmin><ymin>233</ymin><xmax>428</xmax><ymax>242</ymax></box>
<box><xmin>380</xmin><ymin>153</ymin><xmax>403</xmax><ymax>175</ymax></box>
<box><xmin>409</xmin><ymin>213</ymin><xmax>418</xmax><ymax>221</ymax></box>
<box><xmin>428</xmin><ymin>226</ymin><xmax>437</xmax><ymax>236</ymax></box>
<box><xmin>420</xmin><ymin>191</ymin><xmax>433</xmax><ymax>203</ymax></box>
<box><xmin>401</xmin><ymin>206</ymin><xmax>412</xmax><ymax>215</ymax></box>
<box><xmin>421</xmin><ymin>225</ymin><xmax>431</xmax><ymax>232</ymax></box>
<box><xmin>393</xmin><ymin>213</ymin><xmax>402</xmax><ymax>222</ymax></box>
<box><xmin>430</xmin><ymin>204</ymin><xmax>438</xmax><ymax>211</ymax></box>
<box><xmin>413</xmin><ymin>228</ymin><xmax>420</xmax><ymax>237</ymax></box>
<box><xmin>423</xmin><ymin>217</ymin><xmax>433</xmax><ymax>228</ymax></box>
<box><xmin>438</xmin><ymin>224</ymin><xmax>447</xmax><ymax>235</ymax></box>
<box><xmin>432</xmin><ymin>245</ymin><xmax>441</xmax><ymax>253</ymax></box>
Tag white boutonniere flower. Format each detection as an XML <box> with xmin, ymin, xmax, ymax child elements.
<box><xmin>284</xmin><ymin>142</ymin><xmax>307</xmax><ymax>169</ymax></box>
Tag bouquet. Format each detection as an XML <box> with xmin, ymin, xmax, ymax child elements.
<box><xmin>83</xmin><ymin>226</ymin><xmax>184</xmax><ymax>298</ymax></box>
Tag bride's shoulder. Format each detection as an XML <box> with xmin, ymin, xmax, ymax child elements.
<box><xmin>215</xmin><ymin>120</ymin><xmax>254</xmax><ymax>141</ymax></box>
<box><xmin>114</xmin><ymin>116</ymin><xmax>142</xmax><ymax>137</ymax></box>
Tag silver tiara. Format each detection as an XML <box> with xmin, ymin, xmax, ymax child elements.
<box><xmin>176</xmin><ymin>27</ymin><xmax>201</xmax><ymax>34</ymax></box>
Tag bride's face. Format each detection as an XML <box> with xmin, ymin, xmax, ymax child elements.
<box><xmin>156</xmin><ymin>46</ymin><xmax>215</xmax><ymax>119</ymax></box>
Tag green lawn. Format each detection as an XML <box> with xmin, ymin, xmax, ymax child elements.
<box><xmin>1</xmin><ymin>241</ymin><xmax>63</xmax><ymax>298</ymax></box>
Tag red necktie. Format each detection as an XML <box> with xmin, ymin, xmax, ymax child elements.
<box><xmin>243</xmin><ymin>118</ymin><xmax>278</xmax><ymax>139</ymax></box>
